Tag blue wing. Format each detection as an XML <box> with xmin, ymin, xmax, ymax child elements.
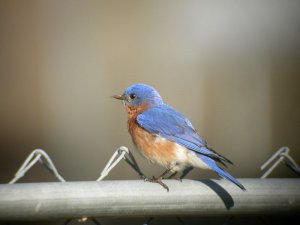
<box><xmin>136</xmin><ymin>104</ymin><xmax>232</xmax><ymax>165</ymax></box>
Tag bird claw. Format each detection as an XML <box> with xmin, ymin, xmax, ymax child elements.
<box><xmin>141</xmin><ymin>175</ymin><xmax>169</xmax><ymax>191</ymax></box>
<box><xmin>175</xmin><ymin>177</ymin><xmax>182</xmax><ymax>182</ymax></box>
<box><xmin>140</xmin><ymin>175</ymin><xmax>150</xmax><ymax>182</ymax></box>
<box><xmin>149</xmin><ymin>176</ymin><xmax>170</xmax><ymax>192</ymax></box>
<box><xmin>163</xmin><ymin>172</ymin><xmax>182</xmax><ymax>182</ymax></box>
<box><xmin>163</xmin><ymin>176</ymin><xmax>182</xmax><ymax>182</ymax></box>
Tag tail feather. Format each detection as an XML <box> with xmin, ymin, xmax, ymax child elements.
<box><xmin>214</xmin><ymin>165</ymin><xmax>246</xmax><ymax>190</ymax></box>
<box><xmin>205</xmin><ymin>146</ymin><xmax>233</xmax><ymax>165</ymax></box>
<box><xmin>198</xmin><ymin>154</ymin><xmax>246</xmax><ymax>190</ymax></box>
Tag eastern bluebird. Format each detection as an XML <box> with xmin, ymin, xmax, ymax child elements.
<box><xmin>114</xmin><ymin>84</ymin><xmax>245</xmax><ymax>191</ymax></box>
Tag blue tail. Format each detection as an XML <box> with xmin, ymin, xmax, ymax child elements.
<box><xmin>199</xmin><ymin>155</ymin><xmax>246</xmax><ymax>190</ymax></box>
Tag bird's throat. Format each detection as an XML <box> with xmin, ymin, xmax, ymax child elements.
<box><xmin>125</xmin><ymin>103</ymin><xmax>149</xmax><ymax>119</ymax></box>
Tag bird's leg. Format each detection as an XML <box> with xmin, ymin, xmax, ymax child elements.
<box><xmin>158</xmin><ymin>169</ymin><xmax>172</xmax><ymax>179</ymax></box>
<box><xmin>167</xmin><ymin>171</ymin><xmax>177</xmax><ymax>179</ymax></box>
<box><xmin>180</xmin><ymin>166</ymin><xmax>194</xmax><ymax>180</ymax></box>
<box><xmin>165</xmin><ymin>171</ymin><xmax>182</xmax><ymax>181</ymax></box>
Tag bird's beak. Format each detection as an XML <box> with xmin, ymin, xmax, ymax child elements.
<box><xmin>112</xmin><ymin>94</ymin><xmax>124</xmax><ymax>100</ymax></box>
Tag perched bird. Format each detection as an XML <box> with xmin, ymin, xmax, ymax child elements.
<box><xmin>113</xmin><ymin>84</ymin><xmax>245</xmax><ymax>191</ymax></box>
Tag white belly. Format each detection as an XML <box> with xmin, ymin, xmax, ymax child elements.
<box><xmin>172</xmin><ymin>143</ymin><xmax>210</xmax><ymax>172</ymax></box>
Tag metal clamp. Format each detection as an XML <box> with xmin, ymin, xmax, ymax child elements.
<box><xmin>9</xmin><ymin>149</ymin><xmax>65</xmax><ymax>184</ymax></box>
<box><xmin>261</xmin><ymin>146</ymin><xmax>300</xmax><ymax>178</ymax></box>
<box><xmin>97</xmin><ymin>146</ymin><xmax>145</xmax><ymax>181</ymax></box>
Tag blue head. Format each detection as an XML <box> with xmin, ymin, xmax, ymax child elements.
<box><xmin>113</xmin><ymin>84</ymin><xmax>163</xmax><ymax>108</ymax></box>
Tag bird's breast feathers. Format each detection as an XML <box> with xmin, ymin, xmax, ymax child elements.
<box><xmin>128</xmin><ymin>117</ymin><xmax>176</xmax><ymax>168</ymax></box>
<box><xmin>128</xmin><ymin>117</ymin><xmax>209</xmax><ymax>171</ymax></box>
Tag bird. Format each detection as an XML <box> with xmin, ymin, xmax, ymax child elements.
<box><xmin>113</xmin><ymin>83</ymin><xmax>245</xmax><ymax>191</ymax></box>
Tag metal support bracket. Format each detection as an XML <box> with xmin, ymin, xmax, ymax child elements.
<box><xmin>260</xmin><ymin>146</ymin><xmax>300</xmax><ymax>178</ymax></box>
<box><xmin>9</xmin><ymin>149</ymin><xmax>65</xmax><ymax>184</ymax></box>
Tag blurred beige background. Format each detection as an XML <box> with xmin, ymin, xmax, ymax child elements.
<box><xmin>0</xmin><ymin>0</ymin><xmax>299</xmax><ymax>184</ymax></box>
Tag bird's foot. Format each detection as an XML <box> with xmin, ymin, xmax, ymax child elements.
<box><xmin>148</xmin><ymin>176</ymin><xmax>169</xmax><ymax>192</ymax></box>
<box><xmin>174</xmin><ymin>177</ymin><xmax>183</xmax><ymax>182</ymax></box>
<box><xmin>140</xmin><ymin>175</ymin><xmax>149</xmax><ymax>182</ymax></box>
<box><xmin>163</xmin><ymin>172</ymin><xmax>182</xmax><ymax>182</ymax></box>
<box><xmin>141</xmin><ymin>175</ymin><xmax>168</xmax><ymax>190</ymax></box>
<box><xmin>163</xmin><ymin>176</ymin><xmax>182</xmax><ymax>182</ymax></box>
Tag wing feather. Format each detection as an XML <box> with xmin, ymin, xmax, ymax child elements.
<box><xmin>136</xmin><ymin>104</ymin><xmax>232</xmax><ymax>165</ymax></box>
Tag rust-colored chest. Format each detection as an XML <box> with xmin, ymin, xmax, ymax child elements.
<box><xmin>126</xmin><ymin>106</ymin><xmax>176</xmax><ymax>168</ymax></box>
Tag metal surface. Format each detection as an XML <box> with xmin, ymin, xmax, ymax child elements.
<box><xmin>0</xmin><ymin>179</ymin><xmax>299</xmax><ymax>221</ymax></box>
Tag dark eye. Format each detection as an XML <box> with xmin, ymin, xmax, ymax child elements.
<box><xmin>129</xmin><ymin>93</ymin><xmax>136</xmax><ymax>100</ymax></box>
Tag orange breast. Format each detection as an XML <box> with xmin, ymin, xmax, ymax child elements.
<box><xmin>127</xmin><ymin>107</ymin><xmax>176</xmax><ymax>168</ymax></box>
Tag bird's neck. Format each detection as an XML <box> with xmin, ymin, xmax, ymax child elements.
<box><xmin>126</xmin><ymin>103</ymin><xmax>150</xmax><ymax>120</ymax></box>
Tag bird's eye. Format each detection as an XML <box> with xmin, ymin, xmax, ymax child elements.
<box><xmin>129</xmin><ymin>93</ymin><xmax>136</xmax><ymax>100</ymax></box>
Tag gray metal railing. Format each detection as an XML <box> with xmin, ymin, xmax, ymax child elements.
<box><xmin>1</xmin><ymin>146</ymin><xmax>299</xmax><ymax>224</ymax></box>
<box><xmin>0</xmin><ymin>179</ymin><xmax>300</xmax><ymax>221</ymax></box>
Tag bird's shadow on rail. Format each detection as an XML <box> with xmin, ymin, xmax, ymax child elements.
<box><xmin>180</xmin><ymin>167</ymin><xmax>234</xmax><ymax>210</ymax></box>
<box><xmin>198</xmin><ymin>179</ymin><xmax>234</xmax><ymax>210</ymax></box>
